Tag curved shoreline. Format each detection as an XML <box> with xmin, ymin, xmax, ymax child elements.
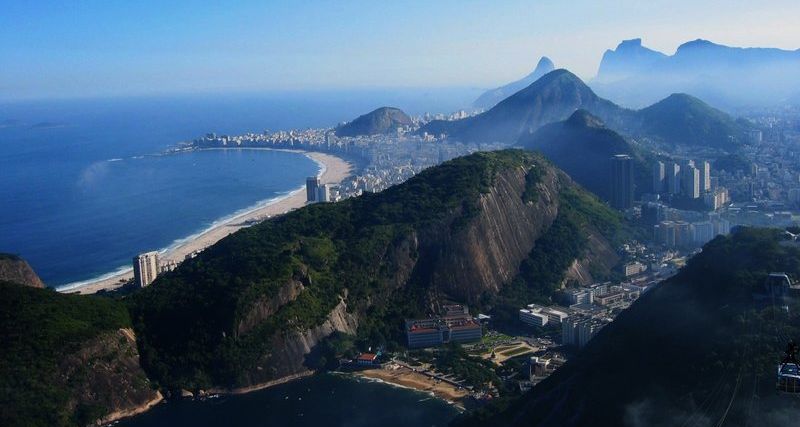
<box><xmin>61</xmin><ymin>149</ymin><xmax>352</xmax><ymax>295</ymax></box>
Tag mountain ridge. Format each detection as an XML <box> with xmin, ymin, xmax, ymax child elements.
<box><xmin>592</xmin><ymin>38</ymin><xmax>800</xmax><ymax>108</ymax></box>
<box><xmin>421</xmin><ymin>69</ymin><xmax>746</xmax><ymax>150</ymax></box>
<box><xmin>473</xmin><ymin>56</ymin><xmax>556</xmax><ymax>109</ymax></box>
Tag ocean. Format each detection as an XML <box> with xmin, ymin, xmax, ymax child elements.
<box><xmin>0</xmin><ymin>89</ymin><xmax>478</xmax><ymax>287</ymax></box>
<box><xmin>117</xmin><ymin>373</ymin><xmax>460</xmax><ymax>427</ymax></box>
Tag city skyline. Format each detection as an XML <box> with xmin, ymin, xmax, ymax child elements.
<box><xmin>3</xmin><ymin>0</ymin><xmax>800</xmax><ymax>100</ymax></box>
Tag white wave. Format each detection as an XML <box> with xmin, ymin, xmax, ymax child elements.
<box><xmin>56</xmin><ymin>264</ymin><xmax>133</xmax><ymax>292</ymax></box>
<box><xmin>57</xmin><ymin>184</ymin><xmax>306</xmax><ymax>292</ymax></box>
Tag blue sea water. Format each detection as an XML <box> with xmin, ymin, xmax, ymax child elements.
<box><xmin>0</xmin><ymin>89</ymin><xmax>477</xmax><ymax>287</ymax></box>
<box><xmin>117</xmin><ymin>374</ymin><xmax>460</xmax><ymax>427</ymax></box>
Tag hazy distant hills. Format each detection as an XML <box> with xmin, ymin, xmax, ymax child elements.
<box><xmin>421</xmin><ymin>69</ymin><xmax>747</xmax><ymax>150</ymax></box>
<box><xmin>592</xmin><ymin>38</ymin><xmax>800</xmax><ymax>108</ymax></box>
<box><xmin>596</xmin><ymin>38</ymin><xmax>667</xmax><ymax>82</ymax></box>
<box><xmin>334</xmin><ymin>106</ymin><xmax>412</xmax><ymax>137</ymax></box>
<box><xmin>637</xmin><ymin>93</ymin><xmax>747</xmax><ymax>149</ymax></box>
<box><xmin>457</xmin><ymin>228</ymin><xmax>800</xmax><ymax>427</ymax></box>
<box><xmin>472</xmin><ymin>56</ymin><xmax>555</xmax><ymax>110</ymax></box>
<box><xmin>421</xmin><ymin>69</ymin><xmax>627</xmax><ymax>144</ymax></box>
<box><xmin>518</xmin><ymin>110</ymin><xmax>651</xmax><ymax>201</ymax></box>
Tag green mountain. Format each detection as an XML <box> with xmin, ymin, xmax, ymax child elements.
<box><xmin>518</xmin><ymin>110</ymin><xmax>652</xmax><ymax>202</ymax></box>
<box><xmin>420</xmin><ymin>70</ymin><xmax>629</xmax><ymax>144</ymax></box>
<box><xmin>637</xmin><ymin>93</ymin><xmax>747</xmax><ymax>149</ymax></box>
<box><xmin>128</xmin><ymin>150</ymin><xmax>627</xmax><ymax>392</ymax></box>
<box><xmin>457</xmin><ymin>227</ymin><xmax>800</xmax><ymax>427</ymax></box>
<box><xmin>0</xmin><ymin>280</ymin><xmax>159</xmax><ymax>427</ymax></box>
<box><xmin>334</xmin><ymin>106</ymin><xmax>412</xmax><ymax>137</ymax></box>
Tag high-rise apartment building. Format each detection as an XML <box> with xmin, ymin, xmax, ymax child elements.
<box><xmin>681</xmin><ymin>165</ymin><xmax>700</xmax><ymax>199</ymax></box>
<box><xmin>667</xmin><ymin>163</ymin><xmax>681</xmax><ymax>195</ymax></box>
<box><xmin>652</xmin><ymin>161</ymin><xmax>665</xmax><ymax>194</ymax></box>
<box><xmin>133</xmin><ymin>251</ymin><xmax>159</xmax><ymax>288</ymax></box>
<box><xmin>306</xmin><ymin>176</ymin><xmax>320</xmax><ymax>202</ymax></box>
<box><xmin>610</xmin><ymin>154</ymin><xmax>634</xmax><ymax>210</ymax></box>
<box><xmin>700</xmin><ymin>161</ymin><xmax>711</xmax><ymax>192</ymax></box>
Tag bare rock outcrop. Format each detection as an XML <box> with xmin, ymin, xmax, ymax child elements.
<box><xmin>0</xmin><ymin>253</ymin><xmax>45</xmax><ymax>288</ymax></box>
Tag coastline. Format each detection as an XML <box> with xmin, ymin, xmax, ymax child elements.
<box><xmin>63</xmin><ymin>149</ymin><xmax>352</xmax><ymax>295</ymax></box>
<box><xmin>100</xmin><ymin>392</ymin><xmax>164</xmax><ymax>425</ymax></box>
<box><xmin>352</xmin><ymin>365</ymin><xmax>468</xmax><ymax>410</ymax></box>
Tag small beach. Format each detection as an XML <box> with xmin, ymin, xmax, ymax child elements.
<box><xmin>355</xmin><ymin>364</ymin><xmax>468</xmax><ymax>409</ymax></box>
<box><xmin>66</xmin><ymin>150</ymin><xmax>351</xmax><ymax>295</ymax></box>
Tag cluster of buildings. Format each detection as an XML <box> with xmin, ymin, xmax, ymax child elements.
<box><xmin>405</xmin><ymin>305</ymin><xmax>483</xmax><ymax>349</ymax></box>
<box><xmin>518</xmin><ymin>273</ymin><xmax>663</xmax><ymax>349</ymax></box>
<box><xmin>305</xmin><ymin>176</ymin><xmax>332</xmax><ymax>203</ymax></box>
<box><xmin>652</xmin><ymin>159</ymin><xmax>730</xmax><ymax>210</ymax></box>
<box><xmin>653</xmin><ymin>159</ymin><xmax>711</xmax><ymax>199</ymax></box>
<box><xmin>132</xmin><ymin>251</ymin><xmax>176</xmax><ymax>288</ymax></box>
<box><xmin>642</xmin><ymin>203</ymin><xmax>733</xmax><ymax>248</ymax></box>
<box><xmin>192</xmin><ymin>122</ymin><xmax>504</xmax><ymax>207</ymax></box>
<box><xmin>653</xmin><ymin>217</ymin><xmax>732</xmax><ymax>248</ymax></box>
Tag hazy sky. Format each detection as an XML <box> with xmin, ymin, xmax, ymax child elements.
<box><xmin>2</xmin><ymin>0</ymin><xmax>799</xmax><ymax>100</ymax></box>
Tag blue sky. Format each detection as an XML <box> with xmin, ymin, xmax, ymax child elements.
<box><xmin>2</xmin><ymin>0</ymin><xmax>799</xmax><ymax>100</ymax></box>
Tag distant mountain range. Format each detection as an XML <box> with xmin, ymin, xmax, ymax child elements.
<box><xmin>421</xmin><ymin>69</ymin><xmax>624</xmax><ymax>144</ymax></box>
<box><xmin>592</xmin><ymin>38</ymin><xmax>800</xmax><ymax>108</ymax></box>
<box><xmin>420</xmin><ymin>69</ymin><xmax>748</xmax><ymax>150</ymax></box>
<box><xmin>334</xmin><ymin>107</ymin><xmax>412</xmax><ymax>137</ymax></box>
<box><xmin>472</xmin><ymin>57</ymin><xmax>555</xmax><ymax>110</ymax></box>
<box><xmin>518</xmin><ymin>110</ymin><xmax>652</xmax><ymax>202</ymax></box>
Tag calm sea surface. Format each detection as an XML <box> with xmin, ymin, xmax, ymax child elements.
<box><xmin>117</xmin><ymin>374</ymin><xmax>460</xmax><ymax>427</ymax></box>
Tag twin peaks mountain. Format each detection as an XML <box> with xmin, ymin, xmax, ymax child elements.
<box><xmin>593</xmin><ymin>38</ymin><xmax>800</xmax><ymax>108</ymax></box>
<box><xmin>420</xmin><ymin>69</ymin><xmax>747</xmax><ymax>150</ymax></box>
<box><xmin>334</xmin><ymin>107</ymin><xmax>412</xmax><ymax>137</ymax></box>
<box><xmin>473</xmin><ymin>56</ymin><xmax>555</xmax><ymax>109</ymax></box>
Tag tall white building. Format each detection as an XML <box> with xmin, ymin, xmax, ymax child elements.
<box><xmin>133</xmin><ymin>251</ymin><xmax>159</xmax><ymax>288</ymax></box>
<box><xmin>700</xmin><ymin>161</ymin><xmax>711</xmax><ymax>192</ymax></box>
<box><xmin>306</xmin><ymin>176</ymin><xmax>320</xmax><ymax>202</ymax></box>
<box><xmin>681</xmin><ymin>165</ymin><xmax>700</xmax><ymax>199</ymax></box>
<box><xmin>652</xmin><ymin>161</ymin><xmax>665</xmax><ymax>194</ymax></box>
<box><xmin>667</xmin><ymin>163</ymin><xmax>681</xmax><ymax>195</ymax></box>
<box><xmin>317</xmin><ymin>184</ymin><xmax>330</xmax><ymax>202</ymax></box>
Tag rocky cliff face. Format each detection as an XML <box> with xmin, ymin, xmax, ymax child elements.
<box><xmin>424</xmin><ymin>164</ymin><xmax>560</xmax><ymax>302</ymax></box>
<box><xmin>256</xmin><ymin>299</ymin><xmax>359</xmax><ymax>384</ymax></box>
<box><xmin>0</xmin><ymin>253</ymin><xmax>45</xmax><ymax>288</ymax></box>
<box><xmin>60</xmin><ymin>328</ymin><xmax>162</xmax><ymax>425</ymax></box>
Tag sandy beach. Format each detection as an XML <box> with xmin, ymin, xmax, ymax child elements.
<box><xmin>355</xmin><ymin>364</ymin><xmax>468</xmax><ymax>408</ymax></box>
<box><xmin>66</xmin><ymin>150</ymin><xmax>351</xmax><ymax>295</ymax></box>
